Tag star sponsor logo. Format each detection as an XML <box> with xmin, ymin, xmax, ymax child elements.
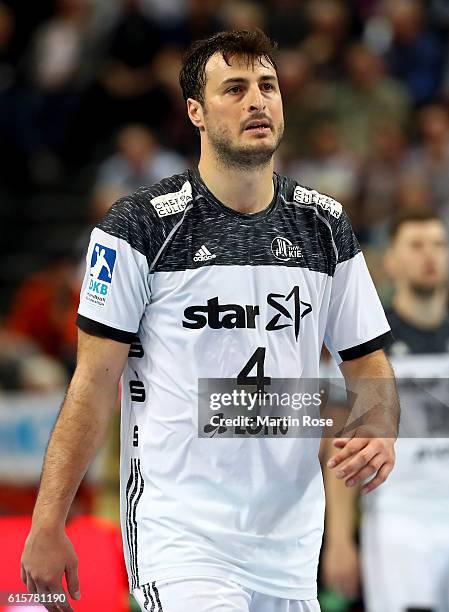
<box><xmin>150</xmin><ymin>181</ymin><xmax>192</xmax><ymax>217</ymax></box>
<box><xmin>182</xmin><ymin>286</ymin><xmax>312</xmax><ymax>341</ymax></box>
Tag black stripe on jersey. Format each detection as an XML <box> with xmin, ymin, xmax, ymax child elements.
<box><xmin>147</xmin><ymin>584</ymin><xmax>156</xmax><ymax>612</ymax></box>
<box><xmin>76</xmin><ymin>314</ymin><xmax>135</xmax><ymax>344</ymax></box>
<box><xmin>142</xmin><ymin>583</ymin><xmax>149</xmax><ymax>610</ymax></box>
<box><xmin>152</xmin><ymin>582</ymin><xmax>163</xmax><ymax>611</ymax></box>
<box><xmin>92</xmin><ymin>170</ymin><xmax>361</xmax><ymax>278</ymax></box>
<box><xmin>126</xmin><ymin>458</ymin><xmax>145</xmax><ymax>589</ymax></box>
<box><xmin>133</xmin><ymin>460</ymin><xmax>145</xmax><ymax>587</ymax></box>
<box><xmin>151</xmin><ymin>193</ymin><xmax>337</xmax><ymax>276</ymax></box>
<box><xmin>126</xmin><ymin>460</ymin><xmax>138</xmax><ymax>588</ymax></box>
<box><xmin>142</xmin><ymin>583</ymin><xmax>155</xmax><ymax>611</ymax></box>
<box><xmin>338</xmin><ymin>331</ymin><xmax>393</xmax><ymax>361</ymax></box>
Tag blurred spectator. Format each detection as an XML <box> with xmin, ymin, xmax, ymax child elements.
<box><xmin>359</xmin><ymin>119</ymin><xmax>407</xmax><ymax>246</ymax></box>
<box><xmin>181</xmin><ymin>0</ymin><xmax>224</xmax><ymax>45</ymax></box>
<box><xmin>220</xmin><ymin>1</ymin><xmax>266</xmax><ymax>32</ymax></box>
<box><xmin>0</xmin><ymin>324</ymin><xmax>68</xmax><ymax>391</ymax></box>
<box><xmin>16</xmin><ymin>0</ymin><xmax>95</xmax><ymax>184</ymax></box>
<box><xmin>151</xmin><ymin>47</ymin><xmax>198</xmax><ymax>159</ymax></box>
<box><xmin>265</xmin><ymin>0</ymin><xmax>307</xmax><ymax>49</ymax></box>
<box><xmin>396</xmin><ymin>174</ymin><xmax>433</xmax><ymax>215</ymax></box>
<box><xmin>5</xmin><ymin>257</ymin><xmax>80</xmax><ymax>371</ymax></box>
<box><xmin>140</xmin><ymin>0</ymin><xmax>224</xmax><ymax>49</ymax></box>
<box><xmin>73</xmin><ymin>0</ymin><xmax>170</xmax><ymax>156</ymax></box>
<box><xmin>4</xmin><ymin>0</ymin><xmax>449</xmax><ymax>394</ymax></box>
<box><xmin>100</xmin><ymin>0</ymin><xmax>162</xmax><ymax>79</ymax></box>
<box><xmin>333</xmin><ymin>42</ymin><xmax>411</xmax><ymax>157</ymax></box>
<box><xmin>383</xmin><ymin>0</ymin><xmax>444</xmax><ymax>105</ymax></box>
<box><xmin>403</xmin><ymin>103</ymin><xmax>449</xmax><ymax>223</ymax></box>
<box><xmin>139</xmin><ymin>0</ymin><xmax>187</xmax><ymax>33</ymax></box>
<box><xmin>301</xmin><ymin>0</ymin><xmax>352</xmax><ymax>79</ymax></box>
<box><xmin>287</xmin><ymin>116</ymin><xmax>360</xmax><ymax>217</ymax></box>
<box><xmin>277</xmin><ymin>48</ymin><xmax>334</xmax><ymax>160</ymax></box>
<box><xmin>29</xmin><ymin>0</ymin><xmax>91</xmax><ymax>92</ymax></box>
<box><xmin>92</xmin><ymin>124</ymin><xmax>186</xmax><ymax>220</ymax></box>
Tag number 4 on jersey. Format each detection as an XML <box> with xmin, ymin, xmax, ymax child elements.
<box><xmin>237</xmin><ymin>347</ymin><xmax>271</xmax><ymax>393</ymax></box>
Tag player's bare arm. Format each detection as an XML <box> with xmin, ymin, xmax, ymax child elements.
<box><xmin>321</xmin><ymin>434</ymin><xmax>360</xmax><ymax>597</ymax></box>
<box><xmin>327</xmin><ymin>349</ymin><xmax>398</xmax><ymax>494</ymax></box>
<box><xmin>21</xmin><ymin>330</ymin><xmax>130</xmax><ymax>611</ymax></box>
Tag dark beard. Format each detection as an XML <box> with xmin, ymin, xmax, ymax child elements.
<box><xmin>209</xmin><ymin>124</ymin><xmax>284</xmax><ymax>170</ymax></box>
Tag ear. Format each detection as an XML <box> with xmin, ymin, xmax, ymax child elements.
<box><xmin>187</xmin><ymin>98</ymin><xmax>205</xmax><ymax>131</ymax></box>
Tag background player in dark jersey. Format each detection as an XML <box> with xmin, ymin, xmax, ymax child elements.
<box><xmin>322</xmin><ymin>211</ymin><xmax>449</xmax><ymax>612</ymax></box>
<box><xmin>21</xmin><ymin>30</ymin><xmax>397</xmax><ymax>612</ymax></box>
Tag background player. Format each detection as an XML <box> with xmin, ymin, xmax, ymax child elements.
<box><xmin>322</xmin><ymin>211</ymin><xmax>449</xmax><ymax>612</ymax></box>
<box><xmin>21</xmin><ymin>30</ymin><xmax>397</xmax><ymax>612</ymax></box>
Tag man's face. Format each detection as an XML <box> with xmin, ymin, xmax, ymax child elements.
<box><xmin>388</xmin><ymin>221</ymin><xmax>449</xmax><ymax>296</ymax></box>
<box><xmin>195</xmin><ymin>52</ymin><xmax>284</xmax><ymax>168</ymax></box>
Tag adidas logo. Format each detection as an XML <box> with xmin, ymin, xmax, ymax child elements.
<box><xmin>193</xmin><ymin>245</ymin><xmax>216</xmax><ymax>262</ymax></box>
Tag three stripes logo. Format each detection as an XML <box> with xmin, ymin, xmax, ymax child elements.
<box><xmin>193</xmin><ymin>244</ymin><xmax>216</xmax><ymax>262</ymax></box>
<box><xmin>141</xmin><ymin>582</ymin><xmax>163</xmax><ymax>611</ymax></box>
<box><xmin>126</xmin><ymin>458</ymin><xmax>144</xmax><ymax>590</ymax></box>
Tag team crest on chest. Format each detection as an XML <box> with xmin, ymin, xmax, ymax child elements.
<box><xmin>271</xmin><ymin>237</ymin><xmax>302</xmax><ymax>261</ymax></box>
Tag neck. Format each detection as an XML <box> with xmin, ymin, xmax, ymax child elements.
<box><xmin>197</xmin><ymin>152</ymin><xmax>275</xmax><ymax>214</ymax></box>
<box><xmin>393</xmin><ymin>287</ymin><xmax>447</xmax><ymax>329</ymax></box>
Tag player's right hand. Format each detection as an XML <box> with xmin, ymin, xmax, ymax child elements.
<box><xmin>21</xmin><ymin>526</ymin><xmax>80</xmax><ymax>612</ymax></box>
<box><xmin>321</xmin><ymin>538</ymin><xmax>360</xmax><ymax>598</ymax></box>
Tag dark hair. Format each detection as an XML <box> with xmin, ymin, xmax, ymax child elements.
<box><xmin>179</xmin><ymin>29</ymin><xmax>278</xmax><ymax>104</ymax></box>
<box><xmin>389</xmin><ymin>210</ymin><xmax>443</xmax><ymax>241</ymax></box>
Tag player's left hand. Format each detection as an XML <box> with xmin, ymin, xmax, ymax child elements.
<box><xmin>327</xmin><ymin>437</ymin><xmax>395</xmax><ymax>494</ymax></box>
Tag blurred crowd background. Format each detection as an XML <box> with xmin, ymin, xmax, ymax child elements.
<box><xmin>1</xmin><ymin>0</ymin><xmax>449</xmax><ymax>609</ymax></box>
<box><xmin>1</xmin><ymin>0</ymin><xmax>449</xmax><ymax>389</ymax></box>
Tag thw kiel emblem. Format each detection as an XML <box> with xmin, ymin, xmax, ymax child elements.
<box><xmin>271</xmin><ymin>237</ymin><xmax>302</xmax><ymax>261</ymax></box>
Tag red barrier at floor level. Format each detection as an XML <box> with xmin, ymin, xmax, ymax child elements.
<box><xmin>0</xmin><ymin>514</ymin><xmax>129</xmax><ymax>612</ymax></box>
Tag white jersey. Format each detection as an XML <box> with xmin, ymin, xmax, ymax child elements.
<box><xmin>77</xmin><ymin>170</ymin><xmax>390</xmax><ymax>599</ymax></box>
<box><xmin>360</xmin><ymin>310</ymin><xmax>449</xmax><ymax>612</ymax></box>
<box><xmin>363</xmin><ymin>357</ymin><xmax>449</xmax><ymax>519</ymax></box>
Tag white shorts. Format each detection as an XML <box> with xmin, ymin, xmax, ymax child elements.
<box><xmin>361</xmin><ymin>512</ymin><xmax>449</xmax><ymax>612</ymax></box>
<box><xmin>133</xmin><ymin>576</ymin><xmax>321</xmax><ymax>612</ymax></box>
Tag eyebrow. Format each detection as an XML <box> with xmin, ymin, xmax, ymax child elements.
<box><xmin>220</xmin><ymin>75</ymin><xmax>278</xmax><ymax>87</ymax></box>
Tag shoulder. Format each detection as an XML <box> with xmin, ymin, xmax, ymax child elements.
<box><xmin>96</xmin><ymin>170</ymin><xmax>193</xmax><ymax>258</ymax></box>
<box><xmin>100</xmin><ymin>169</ymin><xmax>192</xmax><ymax>215</ymax></box>
<box><xmin>278</xmin><ymin>174</ymin><xmax>361</xmax><ymax>266</ymax></box>
<box><xmin>276</xmin><ymin>173</ymin><xmax>343</xmax><ymax>223</ymax></box>
<box><xmin>127</xmin><ymin>170</ymin><xmax>194</xmax><ymax>218</ymax></box>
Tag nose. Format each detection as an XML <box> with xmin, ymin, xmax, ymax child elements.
<box><xmin>248</xmin><ymin>84</ymin><xmax>265</xmax><ymax>112</ymax></box>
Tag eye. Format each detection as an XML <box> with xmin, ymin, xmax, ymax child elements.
<box><xmin>227</xmin><ymin>85</ymin><xmax>242</xmax><ymax>94</ymax></box>
<box><xmin>261</xmin><ymin>82</ymin><xmax>275</xmax><ymax>91</ymax></box>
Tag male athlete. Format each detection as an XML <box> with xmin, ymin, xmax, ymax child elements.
<box><xmin>21</xmin><ymin>30</ymin><xmax>397</xmax><ymax>612</ymax></box>
<box><xmin>322</xmin><ymin>211</ymin><xmax>449</xmax><ymax>612</ymax></box>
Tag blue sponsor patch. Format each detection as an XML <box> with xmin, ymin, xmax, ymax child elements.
<box><xmin>90</xmin><ymin>244</ymin><xmax>116</xmax><ymax>283</ymax></box>
<box><xmin>85</xmin><ymin>243</ymin><xmax>117</xmax><ymax>307</ymax></box>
